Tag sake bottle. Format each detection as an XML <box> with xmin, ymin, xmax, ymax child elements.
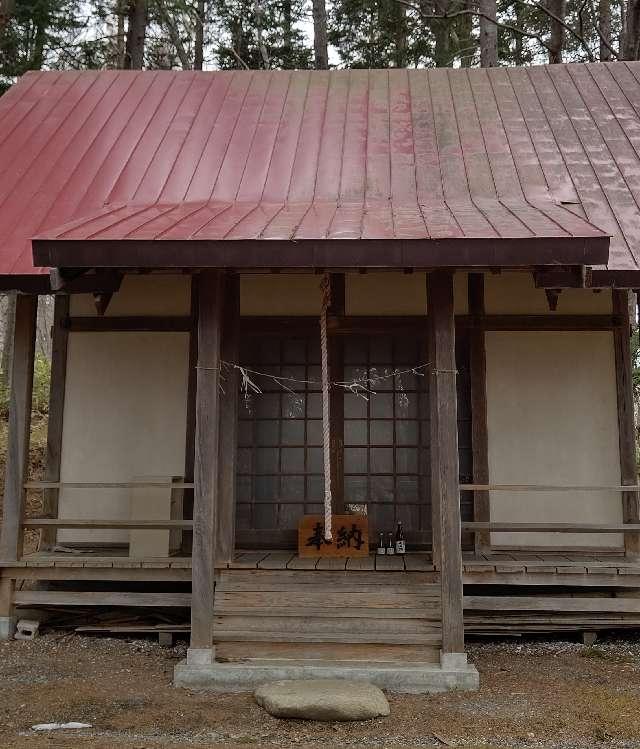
<box><xmin>395</xmin><ymin>522</ymin><xmax>406</xmax><ymax>555</ymax></box>
<box><xmin>377</xmin><ymin>532</ymin><xmax>386</xmax><ymax>555</ymax></box>
<box><xmin>386</xmin><ymin>532</ymin><xmax>395</xmax><ymax>555</ymax></box>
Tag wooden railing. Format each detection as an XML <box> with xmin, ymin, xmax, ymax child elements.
<box><xmin>459</xmin><ymin>483</ymin><xmax>640</xmax><ymax>535</ymax></box>
<box><xmin>21</xmin><ymin>480</ymin><xmax>194</xmax><ymax>533</ymax></box>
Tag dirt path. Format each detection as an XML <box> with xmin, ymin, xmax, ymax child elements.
<box><xmin>2</xmin><ymin>633</ymin><xmax>640</xmax><ymax>748</ymax></box>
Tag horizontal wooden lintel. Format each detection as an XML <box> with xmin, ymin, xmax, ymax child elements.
<box><xmin>64</xmin><ymin>315</ymin><xmax>193</xmax><ymax>332</ymax></box>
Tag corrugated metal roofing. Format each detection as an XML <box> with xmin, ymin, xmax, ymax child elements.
<box><xmin>4</xmin><ymin>65</ymin><xmax>640</xmax><ymax>279</ymax></box>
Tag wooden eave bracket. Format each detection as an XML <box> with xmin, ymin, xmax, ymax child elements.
<box><xmin>533</xmin><ymin>265</ymin><xmax>590</xmax><ymax>289</ymax></box>
<box><xmin>49</xmin><ymin>268</ymin><xmax>123</xmax><ymax>295</ymax></box>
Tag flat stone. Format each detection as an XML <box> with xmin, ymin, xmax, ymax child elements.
<box><xmin>254</xmin><ymin>678</ymin><xmax>390</xmax><ymax>721</ymax></box>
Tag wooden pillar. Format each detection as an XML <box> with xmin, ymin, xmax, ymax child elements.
<box><xmin>469</xmin><ymin>274</ymin><xmax>490</xmax><ymax>555</ymax></box>
<box><xmin>41</xmin><ymin>295</ymin><xmax>69</xmax><ymax>549</ymax></box>
<box><xmin>0</xmin><ymin>294</ymin><xmax>37</xmax><ymax>564</ymax></box>
<box><xmin>181</xmin><ymin>276</ymin><xmax>199</xmax><ymax>554</ymax></box>
<box><xmin>613</xmin><ymin>290</ymin><xmax>639</xmax><ymax>557</ymax></box>
<box><xmin>427</xmin><ymin>271</ymin><xmax>465</xmax><ymax>659</ymax></box>
<box><xmin>188</xmin><ymin>271</ymin><xmax>224</xmax><ymax>664</ymax></box>
<box><xmin>216</xmin><ymin>274</ymin><xmax>240</xmax><ymax>565</ymax></box>
<box><xmin>328</xmin><ymin>273</ymin><xmax>345</xmax><ymax>513</ymax></box>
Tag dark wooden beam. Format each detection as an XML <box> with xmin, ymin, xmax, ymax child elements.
<box><xmin>0</xmin><ymin>295</ymin><xmax>37</xmax><ymax>562</ymax></box>
<box><xmin>613</xmin><ymin>290</ymin><xmax>639</xmax><ymax>557</ymax></box>
<box><xmin>216</xmin><ymin>274</ymin><xmax>240</xmax><ymax>565</ymax></box>
<box><xmin>240</xmin><ymin>314</ymin><xmax>620</xmax><ymax>336</ymax></box>
<box><xmin>427</xmin><ymin>270</ymin><xmax>465</xmax><ymax>656</ymax></box>
<box><xmin>533</xmin><ymin>266</ymin><xmax>588</xmax><ymax>289</ymax></box>
<box><xmin>41</xmin><ymin>295</ymin><xmax>69</xmax><ymax>549</ymax></box>
<box><xmin>33</xmin><ymin>235</ymin><xmax>609</xmax><ymax>270</ymax></box>
<box><xmin>64</xmin><ymin>316</ymin><xmax>193</xmax><ymax>332</ymax></box>
<box><xmin>468</xmin><ymin>274</ymin><xmax>490</xmax><ymax>554</ymax></box>
<box><xmin>50</xmin><ymin>268</ymin><xmax>87</xmax><ymax>292</ymax></box>
<box><xmin>189</xmin><ymin>271</ymin><xmax>224</xmax><ymax>662</ymax></box>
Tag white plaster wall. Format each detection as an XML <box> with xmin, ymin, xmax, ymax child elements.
<box><xmin>484</xmin><ymin>272</ymin><xmax>612</xmax><ymax>314</ymax></box>
<box><xmin>58</xmin><ymin>331</ymin><xmax>189</xmax><ymax>543</ymax></box>
<box><xmin>486</xmin><ymin>331</ymin><xmax>623</xmax><ymax>549</ymax></box>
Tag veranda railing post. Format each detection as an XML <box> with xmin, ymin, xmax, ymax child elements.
<box><xmin>427</xmin><ymin>270</ymin><xmax>465</xmax><ymax>662</ymax></box>
<box><xmin>0</xmin><ymin>293</ymin><xmax>37</xmax><ymax>639</ymax></box>
<box><xmin>188</xmin><ymin>271</ymin><xmax>224</xmax><ymax>666</ymax></box>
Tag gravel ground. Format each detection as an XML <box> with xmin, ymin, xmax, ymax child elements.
<box><xmin>2</xmin><ymin>632</ymin><xmax>640</xmax><ymax>748</ymax></box>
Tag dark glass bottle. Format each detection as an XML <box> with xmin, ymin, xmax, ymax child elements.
<box><xmin>386</xmin><ymin>532</ymin><xmax>395</xmax><ymax>555</ymax></box>
<box><xmin>395</xmin><ymin>522</ymin><xmax>406</xmax><ymax>554</ymax></box>
<box><xmin>377</xmin><ymin>532</ymin><xmax>386</xmax><ymax>555</ymax></box>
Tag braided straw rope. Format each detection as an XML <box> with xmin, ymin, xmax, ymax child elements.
<box><xmin>320</xmin><ymin>273</ymin><xmax>333</xmax><ymax>541</ymax></box>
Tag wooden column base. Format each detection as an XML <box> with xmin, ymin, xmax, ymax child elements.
<box><xmin>186</xmin><ymin>647</ymin><xmax>215</xmax><ymax>665</ymax></box>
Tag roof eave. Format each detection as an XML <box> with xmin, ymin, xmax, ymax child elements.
<box><xmin>32</xmin><ymin>235</ymin><xmax>610</xmax><ymax>272</ymax></box>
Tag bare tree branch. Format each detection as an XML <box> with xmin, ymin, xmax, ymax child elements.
<box><xmin>511</xmin><ymin>0</ymin><xmax>595</xmax><ymax>60</ymax></box>
<box><xmin>397</xmin><ymin>0</ymin><xmax>555</xmax><ymax>52</ymax></box>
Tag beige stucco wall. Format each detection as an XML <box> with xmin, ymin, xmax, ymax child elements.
<box><xmin>240</xmin><ymin>272</ymin><xmax>469</xmax><ymax>316</ymax></box>
<box><xmin>485</xmin><ymin>272</ymin><xmax>612</xmax><ymax>314</ymax></box>
<box><xmin>486</xmin><ymin>330</ymin><xmax>623</xmax><ymax>549</ymax></box>
<box><xmin>58</xmin><ymin>272</ymin><xmax>191</xmax><ymax>543</ymax></box>
<box><xmin>70</xmin><ymin>273</ymin><xmax>191</xmax><ymax>317</ymax></box>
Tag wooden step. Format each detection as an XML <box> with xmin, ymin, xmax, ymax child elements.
<box><xmin>216</xmin><ymin>641</ymin><xmax>441</xmax><ymax>663</ymax></box>
<box><xmin>217</xmin><ymin>581</ymin><xmax>440</xmax><ymax>595</ymax></box>
<box><xmin>218</xmin><ymin>569</ymin><xmax>439</xmax><ymax>585</ymax></box>
<box><xmin>215</xmin><ymin>606</ymin><xmax>440</xmax><ymax>619</ymax></box>
<box><xmin>214</xmin><ymin>630</ymin><xmax>441</xmax><ymax>644</ymax></box>
<box><xmin>214</xmin><ymin>567</ymin><xmax>443</xmax><ymax>660</ymax></box>
<box><xmin>215</xmin><ymin>591</ymin><xmax>440</xmax><ymax>609</ymax></box>
<box><xmin>215</xmin><ymin>616</ymin><xmax>441</xmax><ymax>635</ymax></box>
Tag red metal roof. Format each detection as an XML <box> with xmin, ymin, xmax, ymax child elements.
<box><xmin>4</xmin><ymin>65</ymin><xmax>640</xmax><ymax>280</ymax></box>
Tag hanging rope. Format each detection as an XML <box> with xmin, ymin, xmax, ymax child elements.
<box><xmin>320</xmin><ymin>273</ymin><xmax>333</xmax><ymax>541</ymax></box>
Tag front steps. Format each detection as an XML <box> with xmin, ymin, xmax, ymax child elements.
<box><xmin>174</xmin><ymin>569</ymin><xmax>479</xmax><ymax>693</ymax></box>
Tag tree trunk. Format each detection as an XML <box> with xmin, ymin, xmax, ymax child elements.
<box><xmin>194</xmin><ymin>0</ymin><xmax>205</xmax><ymax>69</ymax></box>
<box><xmin>548</xmin><ymin>0</ymin><xmax>566</xmax><ymax>63</ymax></box>
<box><xmin>0</xmin><ymin>0</ymin><xmax>14</xmax><ymax>33</ymax></box>
<box><xmin>312</xmin><ymin>0</ymin><xmax>328</xmax><ymax>69</ymax></box>
<box><xmin>282</xmin><ymin>0</ymin><xmax>293</xmax><ymax>64</ymax></box>
<box><xmin>393</xmin><ymin>2</ymin><xmax>408</xmax><ymax>67</ymax></box>
<box><xmin>125</xmin><ymin>0</ymin><xmax>148</xmax><ymax>69</ymax></box>
<box><xmin>623</xmin><ymin>0</ymin><xmax>640</xmax><ymax>59</ymax></box>
<box><xmin>458</xmin><ymin>0</ymin><xmax>474</xmax><ymax>66</ymax></box>
<box><xmin>479</xmin><ymin>0</ymin><xmax>498</xmax><ymax>66</ymax></box>
<box><xmin>599</xmin><ymin>0</ymin><xmax>612</xmax><ymax>59</ymax></box>
<box><xmin>112</xmin><ymin>0</ymin><xmax>126</xmax><ymax>68</ymax></box>
<box><xmin>432</xmin><ymin>0</ymin><xmax>452</xmax><ymax>66</ymax></box>
<box><xmin>253</xmin><ymin>0</ymin><xmax>269</xmax><ymax>68</ymax></box>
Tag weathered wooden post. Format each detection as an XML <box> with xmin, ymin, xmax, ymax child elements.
<box><xmin>427</xmin><ymin>271</ymin><xmax>466</xmax><ymax>665</ymax></box>
<box><xmin>0</xmin><ymin>294</ymin><xmax>37</xmax><ymax>639</ymax></box>
<box><xmin>188</xmin><ymin>271</ymin><xmax>224</xmax><ymax>665</ymax></box>
<box><xmin>216</xmin><ymin>274</ymin><xmax>239</xmax><ymax>565</ymax></box>
<box><xmin>41</xmin><ymin>295</ymin><xmax>69</xmax><ymax>550</ymax></box>
<box><xmin>613</xmin><ymin>290</ymin><xmax>640</xmax><ymax>558</ymax></box>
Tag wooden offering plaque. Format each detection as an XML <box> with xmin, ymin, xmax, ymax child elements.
<box><xmin>298</xmin><ymin>514</ymin><xmax>369</xmax><ymax>558</ymax></box>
